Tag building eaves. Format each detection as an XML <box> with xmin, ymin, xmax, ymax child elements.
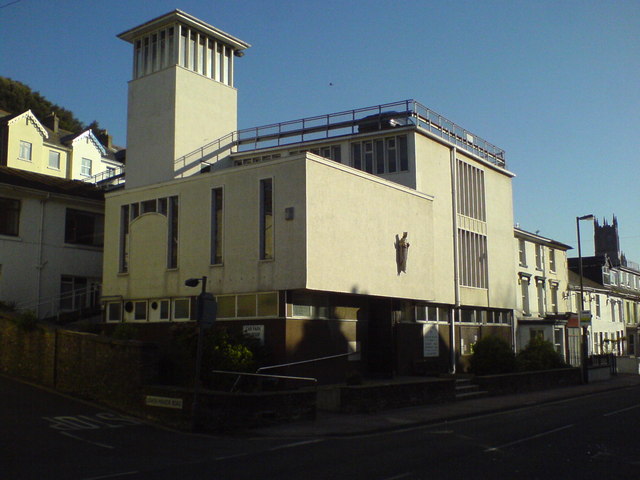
<box><xmin>0</xmin><ymin>166</ymin><xmax>104</xmax><ymax>200</ymax></box>
<box><xmin>514</xmin><ymin>227</ymin><xmax>573</xmax><ymax>251</ymax></box>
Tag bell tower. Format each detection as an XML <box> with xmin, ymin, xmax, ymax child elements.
<box><xmin>118</xmin><ymin>10</ymin><xmax>250</xmax><ymax>188</ymax></box>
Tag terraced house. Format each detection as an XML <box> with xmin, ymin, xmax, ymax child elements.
<box><xmin>100</xmin><ymin>10</ymin><xmax>517</xmax><ymax>380</ymax></box>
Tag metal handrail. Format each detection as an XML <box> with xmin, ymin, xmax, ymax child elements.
<box><xmin>256</xmin><ymin>350</ymin><xmax>358</xmax><ymax>373</ymax></box>
<box><xmin>210</xmin><ymin>370</ymin><xmax>317</xmax><ymax>393</ymax></box>
<box><xmin>173</xmin><ymin>99</ymin><xmax>507</xmax><ymax>175</ymax></box>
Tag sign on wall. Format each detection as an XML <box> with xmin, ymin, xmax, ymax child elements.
<box><xmin>423</xmin><ymin>324</ymin><xmax>439</xmax><ymax>357</ymax></box>
<box><xmin>243</xmin><ymin>324</ymin><xmax>265</xmax><ymax>345</ymax></box>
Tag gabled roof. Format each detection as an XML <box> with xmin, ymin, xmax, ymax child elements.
<box><xmin>68</xmin><ymin>129</ymin><xmax>107</xmax><ymax>156</ymax></box>
<box><xmin>2</xmin><ymin>110</ymin><xmax>49</xmax><ymax>139</ymax></box>
<box><xmin>0</xmin><ymin>166</ymin><xmax>104</xmax><ymax>200</ymax></box>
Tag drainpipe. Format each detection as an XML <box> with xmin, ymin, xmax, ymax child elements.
<box><xmin>450</xmin><ymin>147</ymin><xmax>460</xmax><ymax>374</ymax></box>
<box><xmin>35</xmin><ymin>194</ymin><xmax>50</xmax><ymax>318</ymax></box>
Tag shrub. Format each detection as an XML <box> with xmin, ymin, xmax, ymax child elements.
<box><xmin>517</xmin><ymin>337</ymin><xmax>567</xmax><ymax>371</ymax></box>
<box><xmin>12</xmin><ymin>310</ymin><xmax>38</xmax><ymax>331</ymax></box>
<box><xmin>468</xmin><ymin>335</ymin><xmax>516</xmax><ymax>375</ymax></box>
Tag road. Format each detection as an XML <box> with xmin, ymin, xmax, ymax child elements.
<box><xmin>2</xmin><ymin>374</ymin><xmax>640</xmax><ymax>479</ymax></box>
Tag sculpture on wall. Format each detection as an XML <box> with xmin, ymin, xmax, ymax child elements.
<box><xmin>395</xmin><ymin>232</ymin><xmax>410</xmax><ymax>275</ymax></box>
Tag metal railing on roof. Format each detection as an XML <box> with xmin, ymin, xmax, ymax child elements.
<box><xmin>174</xmin><ymin>99</ymin><xmax>506</xmax><ymax>176</ymax></box>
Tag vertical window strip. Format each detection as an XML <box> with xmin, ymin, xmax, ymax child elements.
<box><xmin>260</xmin><ymin>178</ymin><xmax>274</xmax><ymax>260</ymax></box>
<box><xmin>168</xmin><ymin>196</ymin><xmax>179</xmax><ymax>268</ymax></box>
<box><xmin>119</xmin><ymin>205</ymin><xmax>130</xmax><ymax>273</ymax></box>
<box><xmin>211</xmin><ymin>188</ymin><xmax>223</xmax><ymax>265</ymax></box>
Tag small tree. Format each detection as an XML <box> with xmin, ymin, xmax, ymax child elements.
<box><xmin>517</xmin><ymin>337</ymin><xmax>567</xmax><ymax>371</ymax></box>
<box><xmin>468</xmin><ymin>335</ymin><xmax>517</xmax><ymax>375</ymax></box>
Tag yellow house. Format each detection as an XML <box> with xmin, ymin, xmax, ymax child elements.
<box><xmin>101</xmin><ymin>10</ymin><xmax>518</xmax><ymax>378</ymax></box>
<box><xmin>0</xmin><ymin>109</ymin><xmax>123</xmax><ymax>182</ymax></box>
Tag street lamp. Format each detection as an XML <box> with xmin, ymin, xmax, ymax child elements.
<box><xmin>184</xmin><ymin>276</ymin><xmax>217</xmax><ymax>431</ymax></box>
<box><xmin>576</xmin><ymin>214</ymin><xmax>595</xmax><ymax>384</ymax></box>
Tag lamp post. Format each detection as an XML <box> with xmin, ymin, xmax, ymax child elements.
<box><xmin>184</xmin><ymin>276</ymin><xmax>216</xmax><ymax>431</ymax></box>
<box><xmin>576</xmin><ymin>214</ymin><xmax>595</xmax><ymax>383</ymax></box>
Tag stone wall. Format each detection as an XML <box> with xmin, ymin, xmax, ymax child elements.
<box><xmin>0</xmin><ymin>317</ymin><xmax>159</xmax><ymax>413</ymax></box>
<box><xmin>474</xmin><ymin>368</ymin><xmax>581</xmax><ymax>395</ymax></box>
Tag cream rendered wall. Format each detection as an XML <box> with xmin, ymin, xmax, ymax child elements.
<box><xmin>102</xmin><ymin>153</ymin><xmax>434</xmax><ymax>303</ymax></box>
<box><xmin>42</xmin><ymin>144</ymin><xmax>69</xmax><ymax>179</ymax></box>
<box><xmin>125</xmin><ymin>66</ymin><xmax>238</xmax><ymax>189</ymax></box>
<box><xmin>413</xmin><ymin>134</ymin><xmax>456</xmax><ymax>305</ymax></box>
<box><xmin>6</xmin><ymin>115</ymin><xmax>47</xmax><ymax>173</ymax></box>
<box><xmin>69</xmin><ymin>135</ymin><xmax>106</xmax><ymax>180</ymax></box>
<box><xmin>0</xmin><ymin>188</ymin><xmax>103</xmax><ymax>317</ymax></box>
<box><xmin>305</xmin><ymin>157</ymin><xmax>434</xmax><ymax>300</ymax></box>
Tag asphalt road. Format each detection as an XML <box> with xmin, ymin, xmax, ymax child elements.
<box><xmin>3</xmin><ymin>374</ymin><xmax>640</xmax><ymax>479</ymax></box>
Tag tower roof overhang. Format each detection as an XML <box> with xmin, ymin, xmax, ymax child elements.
<box><xmin>117</xmin><ymin>9</ymin><xmax>251</xmax><ymax>51</ymax></box>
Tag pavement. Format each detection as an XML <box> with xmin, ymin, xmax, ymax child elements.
<box><xmin>254</xmin><ymin>374</ymin><xmax>640</xmax><ymax>438</ymax></box>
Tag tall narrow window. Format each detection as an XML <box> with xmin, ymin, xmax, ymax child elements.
<box><xmin>48</xmin><ymin>150</ymin><xmax>61</xmax><ymax>169</ymax></box>
<box><xmin>549</xmin><ymin>248</ymin><xmax>556</xmax><ymax>272</ymax></box>
<box><xmin>521</xmin><ymin>277</ymin><xmax>530</xmax><ymax>315</ymax></box>
<box><xmin>81</xmin><ymin>158</ymin><xmax>92</xmax><ymax>177</ymax></box>
<box><xmin>550</xmin><ymin>284</ymin><xmax>559</xmax><ymax>313</ymax></box>
<box><xmin>19</xmin><ymin>141</ymin><xmax>32</xmax><ymax>161</ymax></box>
<box><xmin>119</xmin><ymin>205</ymin><xmax>130</xmax><ymax>273</ymax></box>
<box><xmin>211</xmin><ymin>188</ymin><xmax>223</xmax><ymax>264</ymax></box>
<box><xmin>536</xmin><ymin>279</ymin><xmax>545</xmax><ymax>315</ymax></box>
<box><xmin>168</xmin><ymin>196</ymin><xmax>179</xmax><ymax>268</ymax></box>
<box><xmin>518</xmin><ymin>239</ymin><xmax>527</xmax><ymax>266</ymax></box>
<box><xmin>260</xmin><ymin>179</ymin><xmax>273</xmax><ymax>260</ymax></box>
<box><xmin>535</xmin><ymin>244</ymin><xmax>543</xmax><ymax>270</ymax></box>
<box><xmin>0</xmin><ymin>197</ymin><xmax>20</xmax><ymax>236</ymax></box>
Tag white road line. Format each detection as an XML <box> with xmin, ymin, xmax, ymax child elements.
<box><xmin>214</xmin><ymin>452</ymin><xmax>250</xmax><ymax>461</ymax></box>
<box><xmin>60</xmin><ymin>431</ymin><xmax>115</xmax><ymax>449</ymax></box>
<box><xmin>484</xmin><ymin>424</ymin><xmax>574</xmax><ymax>452</ymax></box>
<box><xmin>604</xmin><ymin>404</ymin><xmax>640</xmax><ymax>417</ymax></box>
<box><xmin>268</xmin><ymin>439</ymin><xmax>324</xmax><ymax>451</ymax></box>
<box><xmin>83</xmin><ymin>471</ymin><xmax>139</xmax><ymax>480</ymax></box>
<box><xmin>383</xmin><ymin>473</ymin><xmax>413</xmax><ymax>480</ymax></box>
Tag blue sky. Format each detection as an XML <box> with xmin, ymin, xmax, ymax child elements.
<box><xmin>1</xmin><ymin>0</ymin><xmax>639</xmax><ymax>261</ymax></box>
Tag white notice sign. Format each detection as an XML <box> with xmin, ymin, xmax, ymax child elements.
<box><xmin>145</xmin><ymin>395</ymin><xmax>183</xmax><ymax>409</ymax></box>
<box><xmin>423</xmin><ymin>324</ymin><xmax>439</xmax><ymax>357</ymax></box>
<box><xmin>243</xmin><ymin>324</ymin><xmax>265</xmax><ymax>345</ymax></box>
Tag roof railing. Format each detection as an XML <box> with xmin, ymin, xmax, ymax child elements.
<box><xmin>174</xmin><ymin>99</ymin><xmax>506</xmax><ymax>176</ymax></box>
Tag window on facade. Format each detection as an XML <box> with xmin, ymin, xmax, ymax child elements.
<box><xmin>456</xmin><ymin>159</ymin><xmax>486</xmax><ymax>221</ymax></box>
<box><xmin>167</xmin><ymin>196</ymin><xmax>179</xmax><ymax>268</ymax></box>
<box><xmin>549</xmin><ymin>248</ymin><xmax>556</xmax><ymax>272</ymax></box>
<box><xmin>141</xmin><ymin>199</ymin><xmax>157</xmax><ymax>214</ymax></box>
<box><xmin>81</xmin><ymin>158</ymin><xmax>92</xmax><ymax>177</ymax></box>
<box><xmin>537</xmin><ymin>280</ymin><xmax>545</xmax><ymax>315</ymax></box>
<box><xmin>19</xmin><ymin>141</ymin><xmax>32</xmax><ymax>161</ymax></box>
<box><xmin>521</xmin><ymin>276</ymin><xmax>530</xmax><ymax>315</ymax></box>
<box><xmin>0</xmin><ymin>198</ymin><xmax>20</xmax><ymax>236</ymax></box>
<box><xmin>535</xmin><ymin>245</ymin><xmax>543</xmax><ymax>270</ymax></box>
<box><xmin>595</xmin><ymin>295</ymin><xmax>601</xmax><ymax>317</ymax></box>
<box><xmin>458</xmin><ymin>229</ymin><xmax>488</xmax><ymax>288</ymax></box>
<box><xmin>307</xmin><ymin>145</ymin><xmax>342</xmax><ymax>163</ymax></box>
<box><xmin>173</xmin><ymin>298</ymin><xmax>190</xmax><ymax>320</ymax></box>
<box><xmin>350</xmin><ymin>135</ymin><xmax>408</xmax><ymax>174</ymax></box>
<box><xmin>64</xmin><ymin>209</ymin><xmax>104</xmax><ymax>247</ymax></box>
<box><xmin>518</xmin><ymin>239</ymin><xmax>527</xmax><ymax>266</ymax></box>
<box><xmin>260</xmin><ymin>178</ymin><xmax>274</xmax><ymax>260</ymax></box>
<box><xmin>48</xmin><ymin>150</ymin><xmax>61</xmax><ymax>169</ymax></box>
<box><xmin>550</xmin><ymin>284</ymin><xmax>559</xmax><ymax>314</ymax></box>
<box><xmin>119</xmin><ymin>205</ymin><xmax>130</xmax><ymax>273</ymax></box>
<box><xmin>107</xmin><ymin>302</ymin><xmax>122</xmax><ymax>322</ymax></box>
<box><xmin>134</xmin><ymin>301</ymin><xmax>147</xmax><ymax>321</ymax></box>
<box><xmin>59</xmin><ymin>276</ymin><xmax>99</xmax><ymax>311</ymax></box>
<box><xmin>530</xmin><ymin>329</ymin><xmax>544</xmax><ymax>342</ymax></box>
<box><xmin>211</xmin><ymin>188</ymin><xmax>223</xmax><ymax>265</ymax></box>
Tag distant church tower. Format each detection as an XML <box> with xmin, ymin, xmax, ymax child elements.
<box><xmin>118</xmin><ymin>10</ymin><xmax>250</xmax><ymax>188</ymax></box>
<box><xmin>594</xmin><ymin>215</ymin><xmax>622</xmax><ymax>266</ymax></box>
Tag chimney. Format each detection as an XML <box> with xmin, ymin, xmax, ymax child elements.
<box><xmin>97</xmin><ymin>131</ymin><xmax>113</xmax><ymax>150</ymax></box>
<box><xmin>43</xmin><ymin>112</ymin><xmax>59</xmax><ymax>133</ymax></box>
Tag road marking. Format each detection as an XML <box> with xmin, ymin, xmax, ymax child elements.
<box><xmin>60</xmin><ymin>431</ymin><xmax>115</xmax><ymax>449</ymax></box>
<box><xmin>215</xmin><ymin>452</ymin><xmax>250</xmax><ymax>461</ymax></box>
<box><xmin>268</xmin><ymin>439</ymin><xmax>324</xmax><ymax>451</ymax></box>
<box><xmin>603</xmin><ymin>404</ymin><xmax>640</xmax><ymax>417</ymax></box>
<box><xmin>484</xmin><ymin>424</ymin><xmax>574</xmax><ymax>452</ymax></box>
<box><xmin>383</xmin><ymin>473</ymin><xmax>413</xmax><ymax>480</ymax></box>
<box><xmin>83</xmin><ymin>471</ymin><xmax>139</xmax><ymax>480</ymax></box>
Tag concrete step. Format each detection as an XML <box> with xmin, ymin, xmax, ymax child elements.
<box><xmin>455</xmin><ymin>390</ymin><xmax>489</xmax><ymax>401</ymax></box>
<box><xmin>453</xmin><ymin>378</ymin><xmax>488</xmax><ymax>401</ymax></box>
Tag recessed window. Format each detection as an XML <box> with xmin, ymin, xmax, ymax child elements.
<box><xmin>81</xmin><ymin>157</ymin><xmax>92</xmax><ymax>177</ymax></box>
<box><xmin>48</xmin><ymin>150</ymin><xmax>61</xmax><ymax>169</ymax></box>
<box><xmin>107</xmin><ymin>302</ymin><xmax>122</xmax><ymax>322</ymax></box>
<box><xmin>518</xmin><ymin>239</ymin><xmax>527</xmax><ymax>266</ymax></box>
<box><xmin>260</xmin><ymin>179</ymin><xmax>273</xmax><ymax>260</ymax></box>
<box><xmin>173</xmin><ymin>298</ymin><xmax>190</xmax><ymax>320</ymax></box>
<box><xmin>134</xmin><ymin>301</ymin><xmax>147</xmax><ymax>321</ymax></box>
<box><xmin>65</xmin><ymin>209</ymin><xmax>104</xmax><ymax>247</ymax></box>
<box><xmin>549</xmin><ymin>248</ymin><xmax>556</xmax><ymax>272</ymax></box>
<box><xmin>19</xmin><ymin>141</ymin><xmax>32</xmax><ymax>161</ymax></box>
<box><xmin>160</xmin><ymin>300</ymin><xmax>170</xmax><ymax>320</ymax></box>
<box><xmin>211</xmin><ymin>188</ymin><xmax>223</xmax><ymax>264</ymax></box>
<box><xmin>350</xmin><ymin>135</ymin><xmax>408</xmax><ymax>174</ymax></box>
<box><xmin>0</xmin><ymin>198</ymin><xmax>20</xmax><ymax>236</ymax></box>
<box><xmin>167</xmin><ymin>196</ymin><xmax>179</xmax><ymax>268</ymax></box>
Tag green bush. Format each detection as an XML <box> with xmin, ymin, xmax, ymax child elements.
<box><xmin>468</xmin><ymin>335</ymin><xmax>516</xmax><ymax>375</ymax></box>
<box><xmin>12</xmin><ymin>310</ymin><xmax>38</xmax><ymax>331</ymax></box>
<box><xmin>517</xmin><ymin>337</ymin><xmax>567</xmax><ymax>371</ymax></box>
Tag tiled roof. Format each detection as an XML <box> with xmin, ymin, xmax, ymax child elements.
<box><xmin>0</xmin><ymin>166</ymin><xmax>104</xmax><ymax>200</ymax></box>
